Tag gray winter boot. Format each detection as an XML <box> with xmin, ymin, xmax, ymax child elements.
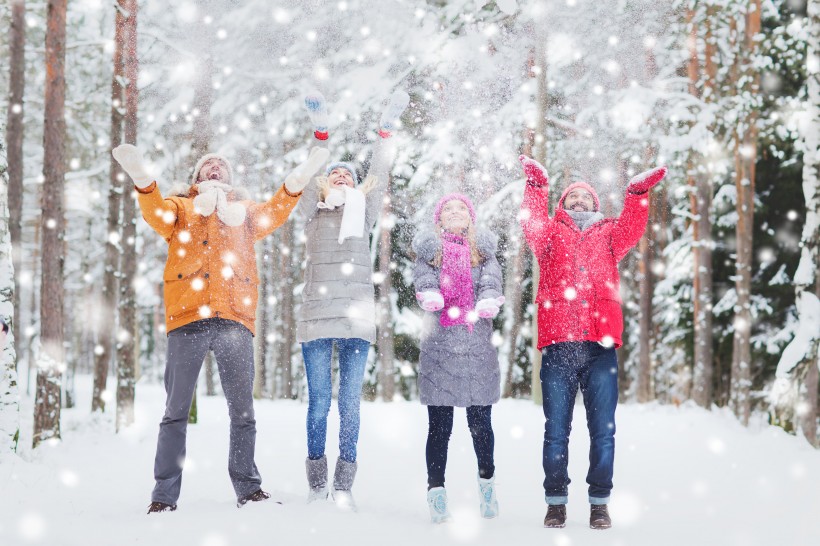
<box><xmin>331</xmin><ymin>458</ymin><xmax>358</xmax><ymax>512</ymax></box>
<box><xmin>305</xmin><ymin>456</ymin><xmax>329</xmax><ymax>503</ymax></box>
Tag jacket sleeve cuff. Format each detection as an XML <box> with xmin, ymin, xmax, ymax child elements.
<box><xmin>135</xmin><ymin>181</ymin><xmax>157</xmax><ymax>194</ymax></box>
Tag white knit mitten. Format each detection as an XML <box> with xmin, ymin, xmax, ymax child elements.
<box><xmin>305</xmin><ymin>90</ymin><xmax>329</xmax><ymax>141</ymax></box>
<box><xmin>378</xmin><ymin>90</ymin><xmax>410</xmax><ymax>138</ymax></box>
<box><xmin>112</xmin><ymin>144</ymin><xmax>153</xmax><ymax>188</ymax></box>
<box><xmin>284</xmin><ymin>147</ymin><xmax>330</xmax><ymax>194</ymax></box>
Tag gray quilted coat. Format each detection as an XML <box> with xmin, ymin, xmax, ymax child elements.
<box><xmin>411</xmin><ymin>229</ymin><xmax>503</xmax><ymax>407</ymax></box>
<box><xmin>295</xmin><ymin>140</ymin><xmax>390</xmax><ymax>343</ymax></box>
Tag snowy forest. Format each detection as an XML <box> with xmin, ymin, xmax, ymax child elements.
<box><xmin>0</xmin><ymin>0</ymin><xmax>819</xmax><ymax>544</ymax></box>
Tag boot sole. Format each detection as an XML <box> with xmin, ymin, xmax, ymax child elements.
<box><xmin>544</xmin><ymin>523</ymin><xmax>566</xmax><ymax>528</ymax></box>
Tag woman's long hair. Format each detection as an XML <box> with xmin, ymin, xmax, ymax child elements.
<box><xmin>316</xmin><ymin>174</ymin><xmax>378</xmax><ymax>201</ymax></box>
<box><xmin>432</xmin><ymin>221</ymin><xmax>483</xmax><ymax>267</ymax></box>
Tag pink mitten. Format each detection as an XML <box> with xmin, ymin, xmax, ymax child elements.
<box><xmin>416</xmin><ymin>291</ymin><xmax>444</xmax><ymax>312</ymax></box>
<box><xmin>475</xmin><ymin>296</ymin><xmax>505</xmax><ymax>319</ymax></box>
<box><xmin>627</xmin><ymin>166</ymin><xmax>667</xmax><ymax>194</ymax></box>
<box><xmin>519</xmin><ymin>155</ymin><xmax>549</xmax><ymax>187</ymax></box>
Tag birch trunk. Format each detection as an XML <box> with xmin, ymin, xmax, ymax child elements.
<box><xmin>6</xmin><ymin>0</ymin><xmax>25</xmax><ymax>376</ymax></box>
<box><xmin>1</xmin><ymin>136</ymin><xmax>20</xmax><ymax>452</ymax></box>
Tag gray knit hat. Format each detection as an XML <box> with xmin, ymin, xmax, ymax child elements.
<box><xmin>326</xmin><ymin>161</ymin><xmax>359</xmax><ymax>185</ymax></box>
<box><xmin>191</xmin><ymin>153</ymin><xmax>234</xmax><ymax>185</ymax></box>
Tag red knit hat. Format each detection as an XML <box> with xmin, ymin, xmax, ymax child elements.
<box><xmin>559</xmin><ymin>181</ymin><xmax>600</xmax><ymax>211</ymax></box>
<box><xmin>434</xmin><ymin>193</ymin><xmax>477</xmax><ymax>224</ymax></box>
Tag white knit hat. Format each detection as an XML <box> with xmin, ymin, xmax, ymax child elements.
<box><xmin>190</xmin><ymin>153</ymin><xmax>234</xmax><ymax>185</ymax></box>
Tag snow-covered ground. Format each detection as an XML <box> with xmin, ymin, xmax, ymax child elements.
<box><xmin>1</xmin><ymin>375</ymin><xmax>818</xmax><ymax>546</ymax></box>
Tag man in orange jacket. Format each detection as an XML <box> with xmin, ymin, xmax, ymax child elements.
<box><xmin>112</xmin><ymin>143</ymin><xmax>328</xmax><ymax>513</ymax></box>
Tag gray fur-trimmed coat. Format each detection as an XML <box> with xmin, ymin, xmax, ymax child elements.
<box><xmin>411</xmin><ymin>229</ymin><xmax>503</xmax><ymax>407</ymax></box>
<box><xmin>295</xmin><ymin>139</ymin><xmax>391</xmax><ymax>344</ymax></box>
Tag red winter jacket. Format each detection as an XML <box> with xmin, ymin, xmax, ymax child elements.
<box><xmin>520</xmin><ymin>184</ymin><xmax>649</xmax><ymax>349</ymax></box>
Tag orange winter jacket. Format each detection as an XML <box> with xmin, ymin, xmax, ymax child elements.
<box><xmin>136</xmin><ymin>181</ymin><xmax>300</xmax><ymax>335</ymax></box>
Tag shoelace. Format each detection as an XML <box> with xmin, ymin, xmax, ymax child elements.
<box><xmin>480</xmin><ymin>483</ymin><xmax>494</xmax><ymax>504</ymax></box>
<box><xmin>430</xmin><ymin>493</ymin><xmax>447</xmax><ymax>514</ymax></box>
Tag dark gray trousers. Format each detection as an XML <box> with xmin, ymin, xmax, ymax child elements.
<box><xmin>151</xmin><ymin>318</ymin><xmax>261</xmax><ymax>504</ymax></box>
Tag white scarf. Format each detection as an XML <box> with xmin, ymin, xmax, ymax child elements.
<box><xmin>193</xmin><ymin>181</ymin><xmax>247</xmax><ymax>227</ymax></box>
<box><xmin>317</xmin><ymin>186</ymin><xmax>367</xmax><ymax>244</ymax></box>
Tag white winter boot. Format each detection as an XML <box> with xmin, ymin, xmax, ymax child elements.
<box><xmin>427</xmin><ymin>487</ymin><xmax>452</xmax><ymax>523</ymax></box>
<box><xmin>477</xmin><ymin>475</ymin><xmax>499</xmax><ymax>519</ymax></box>
<box><xmin>305</xmin><ymin>456</ymin><xmax>329</xmax><ymax>503</ymax></box>
<box><xmin>331</xmin><ymin>458</ymin><xmax>358</xmax><ymax>512</ymax></box>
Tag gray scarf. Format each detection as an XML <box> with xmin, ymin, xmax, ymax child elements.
<box><xmin>566</xmin><ymin>210</ymin><xmax>604</xmax><ymax>231</ymax></box>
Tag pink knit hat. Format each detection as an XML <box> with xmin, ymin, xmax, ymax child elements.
<box><xmin>559</xmin><ymin>181</ymin><xmax>600</xmax><ymax>211</ymax></box>
<box><xmin>434</xmin><ymin>193</ymin><xmax>477</xmax><ymax>225</ymax></box>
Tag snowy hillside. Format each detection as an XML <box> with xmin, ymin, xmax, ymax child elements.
<box><xmin>1</xmin><ymin>377</ymin><xmax>818</xmax><ymax>546</ymax></box>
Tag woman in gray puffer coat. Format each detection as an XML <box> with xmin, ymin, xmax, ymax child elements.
<box><xmin>411</xmin><ymin>193</ymin><xmax>505</xmax><ymax>524</ymax></box>
<box><xmin>295</xmin><ymin>90</ymin><xmax>407</xmax><ymax>511</ymax></box>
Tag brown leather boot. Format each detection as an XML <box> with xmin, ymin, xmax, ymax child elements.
<box><xmin>590</xmin><ymin>504</ymin><xmax>611</xmax><ymax>529</ymax></box>
<box><xmin>544</xmin><ymin>504</ymin><xmax>567</xmax><ymax>528</ymax></box>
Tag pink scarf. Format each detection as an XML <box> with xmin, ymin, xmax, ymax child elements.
<box><xmin>439</xmin><ymin>231</ymin><xmax>475</xmax><ymax>330</ymax></box>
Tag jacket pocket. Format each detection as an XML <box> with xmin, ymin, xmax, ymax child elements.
<box><xmin>229</xmin><ymin>270</ymin><xmax>258</xmax><ymax>321</ymax></box>
<box><xmin>594</xmin><ymin>297</ymin><xmax>624</xmax><ymax>342</ymax></box>
<box><xmin>163</xmin><ymin>259</ymin><xmax>206</xmax><ymax>318</ymax></box>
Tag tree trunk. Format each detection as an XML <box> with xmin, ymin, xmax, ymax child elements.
<box><xmin>729</xmin><ymin>0</ymin><xmax>761</xmax><ymax>427</ymax></box>
<box><xmin>254</xmin><ymin>240</ymin><xmax>268</xmax><ymax>399</ymax></box>
<box><xmin>529</xmin><ymin>20</ymin><xmax>548</xmax><ymax>405</ymax></box>
<box><xmin>636</xmin><ymin>218</ymin><xmax>653</xmax><ymax>403</ymax></box>
<box><xmin>33</xmin><ymin>0</ymin><xmax>68</xmax><ymax>449</ymax></box>
<box><xmin>1</xmin><ymin>143</ymin><xmax>20</xmax><ymax>453</ymax></box>
<box><xmin>92</xmin><ymin>1</ymin><xmax>126</xmax><ymax>413</ymax></box>
<box><xmin>116</xmin><ymin>0</ymin><xmax>139</xmax><ymax>432</ymax></box>
<box><xmin>191</xmin><ymin>55</ymin><xmax>214</xmax><ymax>161</ymax></box>
<box><xmin>204</xmin><ymin>352</ymin><xmax>216</xmax><ymax>396</ymax></box>
<box><xmin>6</xmin><ymin>0</ymin><xmax>25</xmax><ymax>376</ymax></box>
<box><xmin>279</xmin><ymin>222</ymin><xmax>296</xmax><ymax>399</ymax></box>
<box><xmin>691</xmin><ymin>3</ymin><xmax>717</xmax><ymax>408</ymax></box>
<box><xmin>377</xmin><ymin>192</ymin><xmax>395</xmax><ymax>401</ymax></box>
<box><xmin>502</xmin><ymin>238</ymin><xmax>526</xmax><ymax>398</ymax></box>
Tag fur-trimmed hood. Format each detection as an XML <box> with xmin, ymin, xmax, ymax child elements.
<box><xmin>412</xmin><ymin>228</ymin><xmax>498</xmax><ymax>263</ymax></box>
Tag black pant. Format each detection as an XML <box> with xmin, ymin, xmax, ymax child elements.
<box><xmin>426</xmin><ymin>405</ymin><xmax>495</xmax><ymax>489</ymax></box>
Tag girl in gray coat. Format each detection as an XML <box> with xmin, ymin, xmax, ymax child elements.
<box><xmin>412</xmin><ymin>193</ymin><xmax>505</xmax><ymax>523</ymax></box>
<box><xmin>295</xmin><ymin>90</ymin><xmax>408</xmax><ymax>510</ymax></box>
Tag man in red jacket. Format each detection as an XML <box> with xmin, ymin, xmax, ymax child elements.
<box><xmin>519</xmin><ymin>155</ymin><xmax>667</xmax><ymax>530</ymax></box>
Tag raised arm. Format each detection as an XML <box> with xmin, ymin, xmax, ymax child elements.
<box><xmin>113</xmin><ymin>144</ymin><xmax>179</xmax><ymax>240</ymax></box>
<box><xmin>610</xmin><ymin>166</ymin><xmax>667</xmax><ymax>262</ymax></box>
<box><xmin>363</xmin><ymin>138</ymin><xmax>395</xmax><ymax>229</ymax></box>
<box><xmin>251</xmin><ymin>146</ymin><xmax>329</xmax><ymax>239</ymax></box>
<box><xmin>518</xmin><ymin>155</ymin><xmax>552</xmax><ymax>260</ymax></box>
<box><xmin>364</xmin><ymin>90</ymin><xmax>408</xmax><ymax>229</ymax></box>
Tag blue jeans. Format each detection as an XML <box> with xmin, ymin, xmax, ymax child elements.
<box><xmin>302</xmin><ymin>338</ymin><xmax>370</xmax><ymax>463</ymax></box>
<box><xmin>541</xmin><ymin>341</ymin><xmax>618</xmax><ymax>505</ymax></box>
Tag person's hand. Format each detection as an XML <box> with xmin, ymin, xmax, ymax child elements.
<box><xmin>378</xmin><ymin>90</ymin><xmax>410</xmax><ymax>138</ymax></box>
<box><xmin>475</xmin><ymin>296</ymin><xmax>505</xmax><ymax>319</ymax></box>
<box><xmin>112</xmin><ymin>144</ymin><xmax>153</xmax><ymax>188</ymax></box>
<box><xmin>519</xmin><ymin>155</ymin><xmax>549</xmax><ymax>187</ymax></box>
<box><xmin>627</xmin><ymin>166</ymin><xmax>667</xmax><ymax>194</ymax></box>
<box><xmin>304</xmin><ymin>90</ymin><xmax>329</xmax><ymax>141</ymax></box>
<box><xmin>284</xmin><ymin>147</ymin><xmax>330</xmax><ymax>194</ymax></box>
<box><xmin>416</xmin><ymin>291</ymin><xmax>444</xmax><ymax>312</ymax></box>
